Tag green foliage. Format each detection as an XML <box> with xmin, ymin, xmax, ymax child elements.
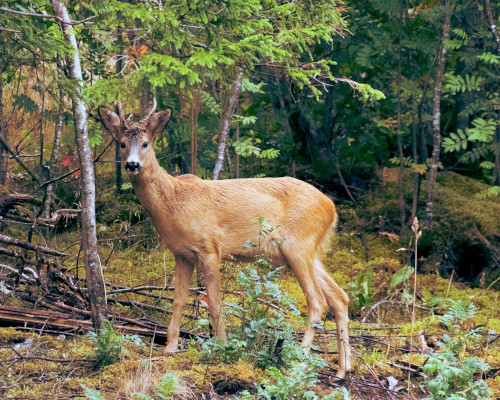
<box><xmin>477</xmin><ymin>51</ymin><xmax>499</xmax><ymax>64</ymax></box>
<box><xmin>421</xmin><ymin>301</ymin><xmax>492</xmax><ymax>400</ymax></box>
<box><xmin>444</xmin><ymin>73</ymin><xmax>483</xmax><ymax>94</ymax></box>
<box><xmin>443</xmin><ymin>129</ymin><xmax>468</xmax><ymax>153</ymax></box>
<box><xmin>467</xmin><ymin>119</ymin><xmax>497</xmax><ymax>143</ymax></box>
<box><xmin>12</xmin><ymin>94</ymin><xmax>38</xmax><ymax>112</ymax></box>
<box><xmin>131</xmin><ymin>373</ymin><xmax>178</xmax><ymax>400</ymax></box>
<box><xmin>390</xmin><ymin>265</ymin><xmax>414</xmax><ymax>288</ymax></box>
<box><xmin>86</xmin><ymin>319</ymin><xmax>125</xmax><ymax>368</ymax></box>
<box><xmin>475</xmin><ymin>185</ymin><xmax>500</xmax><ymax>199</ymax></box>
<box><xmin>201</xmin><ymin>264</ymin><xmax>300</xmax><ymax>369</ymax></box>
<box><xmin>82</xmin><ymin>386</ymin><xmax>106</xmax><ymax>400</ymax></box>
<box><xmin>348</xmin><ymin>269</ymin><xmax>373</xmax><ymax>310</ymax></box>
<box><xmin>237</xmin><ymin>361</ymin><xmax>351</xmax><ymax>400</ymax></box>
<box><xmin>233</xmin><ymin>135</ymin><xmax>280</xmax><ymax>160</ymax></box>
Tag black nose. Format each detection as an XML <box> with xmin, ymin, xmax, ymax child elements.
<box><xmin>125</xmin><ymin>161</ymin><xmax>141</xmax><ymax>172</ymax></box>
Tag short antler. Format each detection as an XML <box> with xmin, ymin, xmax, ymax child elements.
<box><xmin>140</xmin><ymin>97</ymin><xmax>157</xmax><ymax>126</ymax></box>
<box><xmin>116</xmin><ymin>101</ymin><xmax>125</xmax><ymax>121</ymax></box>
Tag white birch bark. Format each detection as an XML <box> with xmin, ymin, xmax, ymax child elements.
<box><xmin>51</xmin><ymin>0</ymin><xmax>107</xmax><ymax>330</ymax></box>
<box><xmin>213</xmin><ymin>69</ymin><xmax>243</xmax><ymax>180</ymax></box>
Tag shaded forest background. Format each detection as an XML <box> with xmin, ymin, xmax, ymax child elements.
<box><xmin>0</xmin><ymin>0</ymin><xmax>498</xmax><ymax>285</ymax></box>
<box><xmin>0</xmin><ymin>0</ymin><xmax>499</xmax><ymax>399</ymax></box>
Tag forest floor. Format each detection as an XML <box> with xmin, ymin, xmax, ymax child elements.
<box><xmin>0</xmin><ymin>171</ymin><xmax>499</xmax><ymax>399</ymax></box>
<box><xmin>0</xmin><ymin>233</ymin><xmax>498</xmax><ymax>400</ymax></box>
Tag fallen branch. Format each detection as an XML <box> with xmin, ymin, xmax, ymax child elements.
<box><xmin>0</xmin><ymin>355</ymin><xmax>95</xmax><ymax>364</ymax></box>
<box><xmin>0</xmin><ymin>233</ymin><xmax>66</xmax><ymax>257</ymax></box>
<box><xmin>107</xmin><ymin>297</ymin><xmax>198</xmax><ymax>320</ymax></box>
<box><xmin>0</xmin><ymin>305</ymin><xmax>205</xmax><ymax>343</ymax></box>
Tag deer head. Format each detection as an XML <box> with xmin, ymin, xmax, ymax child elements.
<box><xmin>98</xmin><ymin>100</ymin><xmax>171</xmax><ymax>174</ymax></box>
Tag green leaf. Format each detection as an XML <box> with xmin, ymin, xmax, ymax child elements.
<box><xmin>390</xmin><ymin>266</ymin><xmax>414</xmax><ymax>288</ymax></box>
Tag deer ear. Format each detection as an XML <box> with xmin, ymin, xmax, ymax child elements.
<box><xmin>98</xmin><ymin>106</ymin><xmax>122</xmax><ymax>138</ymax></box>
<box><xmin>147</xmin><ymin>109</ymin><xmax>172</xmax><ymax>136</ymax></box>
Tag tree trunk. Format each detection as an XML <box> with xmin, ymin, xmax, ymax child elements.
<box><xmin>484</xmin><ymin>0</ymin><xmax>500</xmax><ymax>185</ymax></box>
<box><xmin>235</xmin><ymin>102</ymin><xmax>240</xmax><ymax>179</ymax></box>
<box><xmin>425</xmin><ymin>0</ymin><xmax>452</xmax><ymax>226</ymax></box>
<box><xmin>397</xmin><ymin>7</ymin><xmax>405</xmax><ymax>233</ymax></box>
<box><xmin>41</xmin><ymin>91</ymin><xmax>64</xmax><ymax>218</ymax></box>
<box><xmin>213</xmin><ymin>69</ymin><xmax>243</xmax><ymax>180</ymax></box>
<box><xmin>0</xmin><ymin>79</ymin><xmax>8</xmax><ymax>185</ymax></box>
<box><xmin>190</xmin><ymin>95</ymin><xmax>199</xmax><ymax>175</ymax></box>
<box><xmin>51</xmin><ymin>0</ymin><xmax>107</xmax><ymax>331</ymax></box>
<box><xmin>115</xmin><ymin>29</ymin><xmax>123</xmax><ymax>192</ymax></box>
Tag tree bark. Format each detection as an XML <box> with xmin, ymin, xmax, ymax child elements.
<box><xmin>235</xmin><ymin>102</ymin><xmax>240</xmax><ymax>179</ymax></box>
<box><xmin>51</xmin><ymin>0</ymin><xmax>107</xmax><ymax>331</ymax></box>
<box><xmin>425</xmin><ymin>0</ymin><xmax>452</xmax><ymax>226</ymax></box>
<box><xmin>41</xmin><ymin>91</ymin><xmax>64</xmax><ymax>218</ymax></box>
<box><xmin>190</xmin><ymin>95</ymin><xmax>199</xmax><ymax>175</ymax></box>
<box><xmin>213</xmin><ymin>69</ymin><xmax>243</xmax><ymax>180</ymax></box>
<box><xmin>484</xmin><ymin>0</ymin><xmax>500</xmax><ymax>185</ymax></box>
<box><xmin>0</xmin><ymin>79</ymin><xmax>8</xmax><ymax>185</ymax></box>
<box><xmin>115</xmin><ymin>29</ymin><xmax>123</xmax><ymax>192</ymax></box>
<box><xmin>397</xmin><ymin>7</ymin><xmax>405</xmax><ymax>233</ymax></box>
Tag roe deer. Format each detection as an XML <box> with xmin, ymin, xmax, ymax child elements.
<box><xmin>99</xmin><ymin>101</ymin><xmax>352</xmax><ymax>378</ymax></box>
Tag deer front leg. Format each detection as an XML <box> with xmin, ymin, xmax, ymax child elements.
<box><xmin>198</xmin><ymin>254</ymin><xmax>227</xmax><ymax>342</ymax></box>
<box><xmin>166</xmin><ymin>255</ymin><xmax>195</xmax><ymax>352</ymax></box>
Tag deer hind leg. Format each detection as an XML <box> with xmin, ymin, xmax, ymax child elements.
<box><xmin>197</xmin><ymin>253</ymin><xmax>227</xmax><ymax>342</ymax></box>
<box><xmin>166</xmin><ymin>255</ymin><xmax>195</xmax><ymax>352</ymax></box>
<box><xmin>314</xmin><ymin>257</ymin><xmax>351</xmax><ymax>379</ymax></box>
<box><xmin>283</xmin><ymin>248</ymin><xmax>327</xmax><ymax>349</ymax></box>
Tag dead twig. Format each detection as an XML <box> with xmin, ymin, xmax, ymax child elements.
<box><xmin>0</xmin><ymin>233</ymin><xmax>66</xmax><ymax>257</ymax></box>
<box><xmin>362</xmin><ymin>300</ymin><xmax>433</xmax><ymax>323</ymax></box>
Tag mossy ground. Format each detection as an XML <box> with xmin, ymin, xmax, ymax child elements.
<box><xmin>1</xmin><ymin>171</ymin><xmax>499</xmax><ymax>399</ymax></box>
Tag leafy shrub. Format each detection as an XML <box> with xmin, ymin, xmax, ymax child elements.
<box><xmin>348</xmin><ymin>268</ymin><xmax>374</xmax><ymax>310</ymax></box>
<box><xmin>200</xmin><ymin>265</ymin><xmax>300</xmax><ymax>369</ymax></box>
<box><xmin>421</xmin><ymin>300</ymin><xmax>492</xmax><ymax>399</ymax></box>
<box><xmin>236</xmin><ymin>359</ymin><xmax>351</xmax><ymax>400</ymax></box>
<box><xmin>86</xmin><ymin>319</ymin><xmax>140</xmax><ymax>368</ymax></box>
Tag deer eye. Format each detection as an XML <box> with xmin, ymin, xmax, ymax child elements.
<box><xmin>143</xmin><ymin>142</ymin><xmax>148</xmax><ymax>148</ymax></box>
<box><xmin>120</xmin><ymin>142</ymin><xmax>126</xmax><ymax>149</ymax></box>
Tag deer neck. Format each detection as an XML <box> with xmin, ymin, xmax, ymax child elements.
<box><xmin>127</xmin><ymin>157</ymin><xmax>176</xmax><ymax>213</ymax></box>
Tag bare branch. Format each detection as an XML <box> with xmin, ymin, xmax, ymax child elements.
<box><xmin>0</xmin><ymin>7</ymin><xmax>93</xmax><ymax>25</ymax></box>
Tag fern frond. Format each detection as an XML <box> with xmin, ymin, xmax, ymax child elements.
<box><xmin>458</xmin><ymin>145</ymin><xmax>490</xmax><ymax>164</ymax></box>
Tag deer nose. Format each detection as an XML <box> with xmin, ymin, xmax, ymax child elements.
<box><xmin>125</xmin><ymin>161</ymin><xmax>141</xmax><ymax>172</ymax></box>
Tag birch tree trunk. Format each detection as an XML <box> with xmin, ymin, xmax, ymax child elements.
<box><xmin>425</xmin><ymin>0</ymin><xmax>451</xmax><ymax>226</ymax></box>
<box><xmin>213</xmin><ymin>69</ymin><xmax>243</xmax><ymax>180</ymax></box>
<box><xmin>0</xmin><ymin>79</ymin><xmax>8</xmax><ymax>185</ymax></box>
<box><xmin>51</xmin><ymin>0</ymin><xmax>107</xmax><ymax>331</ymax></box>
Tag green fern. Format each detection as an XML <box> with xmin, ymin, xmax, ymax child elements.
<box><xmin>86</xmin><ymin>319</ymin><xmax>124</xmax><ymax>367</ymax></box>
<box><xmin>467</xmin><ymin>118</ymin><xmax>497</xmax><ymax>142</ymax></box>
<box><xmin>389</xmin><ymin>156</ymin><xmax>413</xmax><ymax>167</ymax></box>
<box><xmin>200</xmin><ymin>91</ymin><xmax>221</xmax><ymax>115</ymax></box>
<box><xmin>452</xmin><ymin>28</ymin><xmax>469</xmax><ymax>40</ymax></box>
<box><xmin>458</xmin><ymin>145</ymin><xmax>490</xmax><ymax>164</ymax></box>
<box><xmin>477</xmin><ymin>52</ymin><xmax>500</xmax><ymax>64</ymax></box>
<box><xmin>444</xmin><ymin>73</ymin><xmax>483</xmax><ymax>93</ymax></box>
<box><xmin>443</xmin><ymin>129</ymin><xmax>468</xmax><ymax>153</ymax></box>
<box><xmin>457</xmin><ymin>99</ymin><xmax>485</xmax><ymax>118</ymax></box>
<box><xmin>475</xmin><ymin>186</ymin><xmax>500</xmax><ymax>199</ymax></box>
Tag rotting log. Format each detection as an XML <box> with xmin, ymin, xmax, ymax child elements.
<box><xmin>0</xmin><ymin>305</ymin><xmax>205</xmax><ymax>344</ymax></box>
